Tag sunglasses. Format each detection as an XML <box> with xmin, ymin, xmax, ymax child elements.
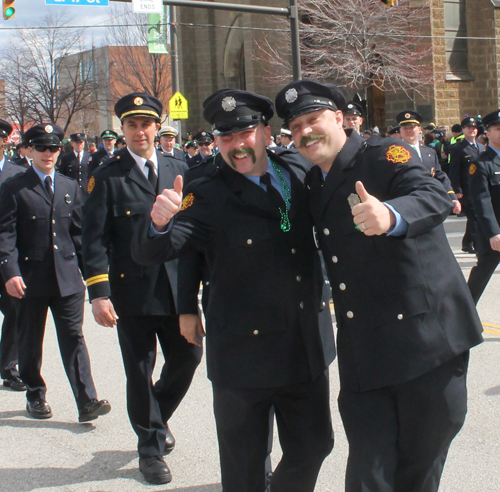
<box><xmin>33</xmin><ymin>145</ymin><xmax>61</xmax><ymax>153</ymax></box>
<box><xmin>198</xmin><ymin>142</ymin><xmax>212</xmax><ymax>147</ymax></box>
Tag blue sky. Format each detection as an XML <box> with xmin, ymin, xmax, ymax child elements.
<box><xmin>0</xmin><ymin>0</ymin><xmax>130</xmax><ymax>46</ymax></box>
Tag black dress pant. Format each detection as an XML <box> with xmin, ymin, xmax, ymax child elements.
<box><xmin>213</xmin><ymin>372</ymin><xmax>333</xmax><ymax>492</ymax></box>
<box><xmin>17</xmin><ymin>292</ymin><xmax>97</xmax><ymax>409</ymax></box>
<box><xmin>461</xmin><ymin>197</ymin><xmax>476</xmax><ymax>250</ymax></box>
<box><xmin>468</xmin><ymin>250</ymin><xmax>500</xmax><ymax>304</ymax></box>
<box><xmin>338</xmin><ymin>352</ymin><xmax>469</xmax><ymax>492</ymax></box>
<box><xmin>0</xmin><ymin>292</ymin><xmax>20</xmax><ymax>379</ymax></box>
<box><xmin>116</xmin><ymin>314</ymin><xmax>202</xmax><ymax>458</ymax></box>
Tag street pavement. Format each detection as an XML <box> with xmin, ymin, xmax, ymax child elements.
<box><xmin>0</xmin><ymin>215</ymin><xmax>499</xmax><ymax>491</ymax></box>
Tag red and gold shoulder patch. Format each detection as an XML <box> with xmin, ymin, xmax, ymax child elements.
<box><xmin>469</xmin><ymin>164</ymin><xmax>477</xmax><ymax>175</ymax></box>
<box><xmin>431</xmin><ymin>167</ymin><xmax>436</xmax><ymax>177</ymax></box>
<box><xmin>180</xmin><ymin>193</ymin><xmax>195</xmax><ymax>212</ymax></box>
<box><xmin>88</xmin><ymin>176</ymin><xmax>95</xmax><ymax>194</ymax></box>
<box><xmin>386</xmin><ymin>145</ymin><xmax>412</xmax><ymax>164</ymax></box>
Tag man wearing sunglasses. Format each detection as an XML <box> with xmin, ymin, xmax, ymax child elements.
<box><xmin>187</xmin><ymin>130</ymin><xmax>214</xmax><ymax>168</ymax></box>
<box><xmin>0</xmin><ymin>124</ymin><xmax>111</xmax><ymax>422</ymax></box>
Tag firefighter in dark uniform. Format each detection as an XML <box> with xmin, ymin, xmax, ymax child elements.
<box><xmin>397</xmin><ymin>110</ymin><xmax>461</xmax><ymax>214</ymax></box>
<box><xmin>87</xmin><ymin>129</ymin><xmax>117</xmax><ymax>176</ymax></box>
<box><xmin>275</xmin><ymin>80</ymin><xmax>484</xmax><ymax>492</ymax></box>
<box><xmin>157</xmin><ymin>126</ymin><xmax>186</xmax><ymax>162</ymax></box>
<box><xmin>82</xmin><ymin>93</ymin><xmax>201</xmax><ymax>485</ymax></box>
<box><xmin>58</xmin><ymin>133</ymin><xmax>91</xmax><ymax>200</ymax></box>
<box><xmin>187</xmin><ymin>130</ymin><xmax>214</xmax><ymax>168</ymax></box>
<box><xmin>0</xmin><ymin>119</ymin><xmax>28</xmax><ymax>391</ymax></box>
<box><xmin>468</xmin><ymin>109</ymin><xmax>500</xmax><ymax>303</ymax></box>
<box><xmin>343</xmin><ymin>101</ymin><xmax>364</xmax><ymax>134</ymax></box>
<box><xmin>12</xmin><ymin>142</ymin><xmax>31</xmax><ymax>168</ymax></box>
<box><xmin>132</xmin><ymin>89</ymin><xmax>334</xmax><ymax>492</ymax></box>
<box><xmin>449</xmin><ymin>117</ymin><xmax>485</xmax><ymax>253</ymax></box>
<box><xmin>0</xmin><ymin>124</ymin><xmax>111</xmax><ymax>422</ymax></box>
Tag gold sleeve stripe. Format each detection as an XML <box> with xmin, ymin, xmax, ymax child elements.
<box><xmin>86</xmin><ymin>274</ymin><xmax>109</xmax><ymax>287</ymax></box>
<box><xmin>448</xmin><ymin>191</ymin><xmax>455</xmax><ymax>194</ymax></box>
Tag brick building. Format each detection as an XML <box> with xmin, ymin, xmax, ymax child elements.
<box><xmin>176</xmin><ymin>0</ymin><xmax>500</xmax><ymax>134</ymax></box>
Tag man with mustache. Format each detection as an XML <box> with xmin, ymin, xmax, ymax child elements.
<box><xmin>132</xmin><ymin>88</ymin><xmax>334</xmax><ymax>492</ymax></box>
<box><xmin>275</xmin><ymin>80</ymin><xmax>483</xmax><ymax>492</ymax></box>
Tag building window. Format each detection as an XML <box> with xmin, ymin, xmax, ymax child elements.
<box><xmin>444</xmin><ymin>0</ymin><xmax>472</xmax><ymax>80</ymax></box>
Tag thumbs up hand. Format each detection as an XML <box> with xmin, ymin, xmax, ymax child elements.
<box><xmin>351</xmin><ymin>181</ymin><xmax>396</xmax><ymax>236</ymax></box>
<box><xmin>151</xmin><ymin>175</ymin><xmax>184</xmax><ymax>231</ymax></box>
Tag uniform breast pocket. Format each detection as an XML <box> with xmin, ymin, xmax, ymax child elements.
<box><xmin>489</xmin><ymin>175</ymin><xmax>500</xmax><ymax>186</ymax></box>
<box><xmin>112</xmin><ymin>202</ymin><xmax>147</xmax><ymax>218</ymax></box>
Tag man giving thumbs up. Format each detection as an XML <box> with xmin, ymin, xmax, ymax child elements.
<box><xmin>275</xmin><ymin>80</ymin><xmax>483</xmax><ymax>492</ymax></box>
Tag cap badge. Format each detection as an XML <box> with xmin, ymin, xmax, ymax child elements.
<box><xmin>65</xmin><ymin>194</ymin><xmax>72</xmax><ymax>204</ymax></box>
<box><xmin>348</xmin><ymin>104</ymin><xmax>353</xmax><ymax>109</ymax></box>
<box><xmin>134</xmin><ymin>97</ymin><xmax>143</xmax><ymax>106</ymax></box>
<box><xmin>285</xmin><ymin>88</ymin><xmax>298</xmax><ymax>104</ymax></box>
<box><xmin>498</xmin><ymin>112</ymin><xmax>500</xmax><ymax>118</ymax></box>
<box><xmin>404</xmin><ymin>113</ymin><xmax>411</xmax><ymax>119</ymax></box>
<box><xmin>386</xmin><ymin>144</ymin><xmax>411</xmax><ymax>164</ymax></box>
<box><xmin>221</xmin><ymin>96</ymin><xmax>237</xmax><ymax>112</ymax></box>
<box><xmin>202</xmin><ymin>132</ymin><xmax>206</xmax><ymax>136</ymax></box>
<box><xmin>44</xmin><ymin>125</ymin><xmax>53</xmax><ymax>133</ymax></box>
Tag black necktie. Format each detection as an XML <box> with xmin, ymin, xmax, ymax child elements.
<box><xmin>76</xmin><ymin>152</ymin><xmax>80</xmax><ymax>162</ymax></box>
<box><xmin>145</xmin><ymin>160</ymin><xmax>158</xmax><ymax>192</ymax></box>
<box><xmin>260</xmin><ymin>172</ymin><xmax>285</xmax><ymax>210</ymax></box>
<box><xmin>45</xmin><ymin>176</ymin><xmax>54</xmax><ymax>202</ymax></box>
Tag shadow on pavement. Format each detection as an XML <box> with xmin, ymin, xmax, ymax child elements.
<box><xmin>0</xmin><ymin>449</ymin><xmax>222</xmax><ymax>492</ymax></box>
<box><xmin>0</xmin><ymin>409</ymin><xmax>96</xmax><ymax>434</ymax></box>
<box><xmin>484</xmin><ymin>385</ymin><xmax>500</xmax><ymax>396</ymax></box>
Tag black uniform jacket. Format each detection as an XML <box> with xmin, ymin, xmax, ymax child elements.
<box><xmin>132</xmin><ymin>151</ymin><xmax>328</xmax><ymax>389</ymax></box>
<box><xmin>0</xmin><ymin>167</ymin><xmax>85</xmax><ymax>297</ymax></box>
<box><xmin>88</xmin><ymin>148</ymin><xmax>113</xmax><ymax>177</ymax></box>
<box><xmin>186</xmin><ymin>153</ymin><xmax>208</xmax><ymax>168</ymax></box>
<box><xmin>12</xmin><ymin>156</ymin><xmax>30</xmax><ymax>168</ymax></box>
<box><xmin>306</xmin><ymin>132</ymin><xmax>483</xmax><ymax>392</ymax></box>
<box><xmin>0</xmin><ymin>159</ymin><xmax>27</xmax><ymax>187</ymax></box>
<box><xmin>58</xmin><ymin>150</ymin><xmax>90</xmax><ymax>197</ymax></box>
<box><xmin>420</xmin><ymin>145</ymin><xmax>457</xmax><ymax>200</ymax></box>
<box><xmin>82</xmin><ymin>147</ymin><xmax>188</xmax><ymax>316</ymax></box>
<box><xmin>449</xmin><ymin>139</ymin><xmax>485</xmax><ymax>196</ymax></box>
<box><xmin>469</xmin><ymin>146</ymin><xmax>500</xmax><ymax>254</ymax></box>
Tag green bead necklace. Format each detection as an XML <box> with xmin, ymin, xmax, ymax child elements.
<box><xmin>269</xmin><ymin>157</ymin><xmax>291</xmax><ymax>232</ymax></box>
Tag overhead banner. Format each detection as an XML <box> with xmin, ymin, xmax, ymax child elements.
<box><xmin>148</xmin><ymin>7</ymin><xmax>169</xmax><ymax>54</ymax></box>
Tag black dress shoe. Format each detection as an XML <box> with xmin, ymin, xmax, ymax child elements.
<box><xmin>78</xmin><ymin>399</ymin><xmax>111</xmax><ymax>422</ymax></box>
<box><xmin>165</xmin><ymin>423</ymin><xmax>175</xmax><ymax>454</ymax></box>
<box><xmin>26</xmin><ymin>399</ymin><xmax>52</xmax><ymax>419</ymax></box>
<box><xmin>139</xmin><ymin>456</ymin><xmax>172</xmax><ymax>484</ymax></box>
<box><xmin>3</xmin><ymin>376</ymin><xmax>27</xmax><ymax>391</ymax></box>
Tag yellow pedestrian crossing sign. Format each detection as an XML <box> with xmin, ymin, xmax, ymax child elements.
<box><xmin>169</xmin><ymin>91</ymin><xmax>188</xmax><ymax>120</ymax></box>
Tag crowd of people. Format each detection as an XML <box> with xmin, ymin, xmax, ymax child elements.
<box><xmin>0</xmin><ymin>80</ymin><xmax>498</xmax><ymax>491</ymax></box>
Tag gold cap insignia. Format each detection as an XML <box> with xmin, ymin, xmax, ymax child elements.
<box><xmin>180</xmin><ymin>193</ymin><xmax>195</xmax><ymax>212</ymax></box>
<box><xmin>88</xmin><ymin>176</ymin><xmax>96</xmax><ymax>194</ymax></box>
<box><xmin>134</xmin><ymin>97</ymin><xmax>143</xmax><ymax>106</ymax></box>
<box><xmin>386</xmin><ymin>145</ymin><xmax>411</xmax><ymax>164</ymax></box>
<box><xmin>44</xmin><ymin>125</ymin><xmax>53</xmax><ymax>133</ymax></box>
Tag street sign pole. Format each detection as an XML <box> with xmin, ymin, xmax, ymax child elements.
<box><xmin>111</xmin><ymin>0</ymin><xmax>301</xmax><ymax>80</ymax></box>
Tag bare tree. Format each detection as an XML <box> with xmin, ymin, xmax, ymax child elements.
<box><xmin>255</xmin><ymin>0</ymin><xmax>433</xmax><ymax>96</ymax></box>
<box><xmin>0</xmin><ymin>12</ymin><xmax>98</xmax><ymax>133</ymax></box>
<box><xmin>104</xmin><ymin>4</ymin><xmax>171</xmax><ymax>108</ymax></box>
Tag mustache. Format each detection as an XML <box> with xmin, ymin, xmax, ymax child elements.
<box><xmin>228</xmin><ymin>148</ymin><xmax>255</xmax><ymax>158</ymax></box>
<box><xmin>299</xmin><ymin>134</ymin><xmax>326</xmax><ymax>148</ymax></box>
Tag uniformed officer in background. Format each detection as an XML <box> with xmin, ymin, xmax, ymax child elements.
<box><xmin>158</xmin><ymin>126</ymin><xmax>186</xmax><ymax>162</ymax></box>
<box><xmin>468</xmin><ymin>109</ymin><xmax>500</xmax><ymax>304</ymax></box>
<box><xmin>13</xmin><ymin>142</ymin><xmax>31</xmax><ymax>168</ymax></box>
<box><xmin>342</xmin><ymin>101</ymin><xmax>364</xmax><ymax>134</ymax></box>
<box><xmin>82</xmin><ymin>93</ymin><xmax>201</xmax><ymax>485</ymax></box>
<box><xmin>279</xmin><ymin>128</ymin><xmax>295</xmax><ymax>148</ymax></box>
<box><xmin>0</xmin><ymin>119</ymin><xmax>28</xmax><ymax>392</ymax></box>
<box><xmin>187</xmin><ymin>130</ymin><xmax>214</xmax><ymax>168</ymax></box>
<box><xmin>275</xmin><ymin>80</ymin><xmax>483</xmax><ymax>492</ymax></box>
<box><xmin>396</xmin><ymin>110</ymin><xmax>461</xmax><ymax>214</ymax></box>
<box><xmin>87</xmin><ymin>129</ymin><xmax>118</xmax><ymax>176</ymax></box>
<box><xmin>0</xmin><ymin>124</ymin><xmax>111</xmax><ymax>422</ymax></box>
<box><xmin>449</xmin><ymin>117</ymin><xmax>485</xmax><ymax>253</ymax></box>
<box><xmin>58</xmin><ymin>133</ymin><xmax>90</xmax><ymax>200</ymax></box>
<box><xmin>132</xmin><ymin>88</ymin><xmax>334</xmax><ymax>492</ymax></box>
